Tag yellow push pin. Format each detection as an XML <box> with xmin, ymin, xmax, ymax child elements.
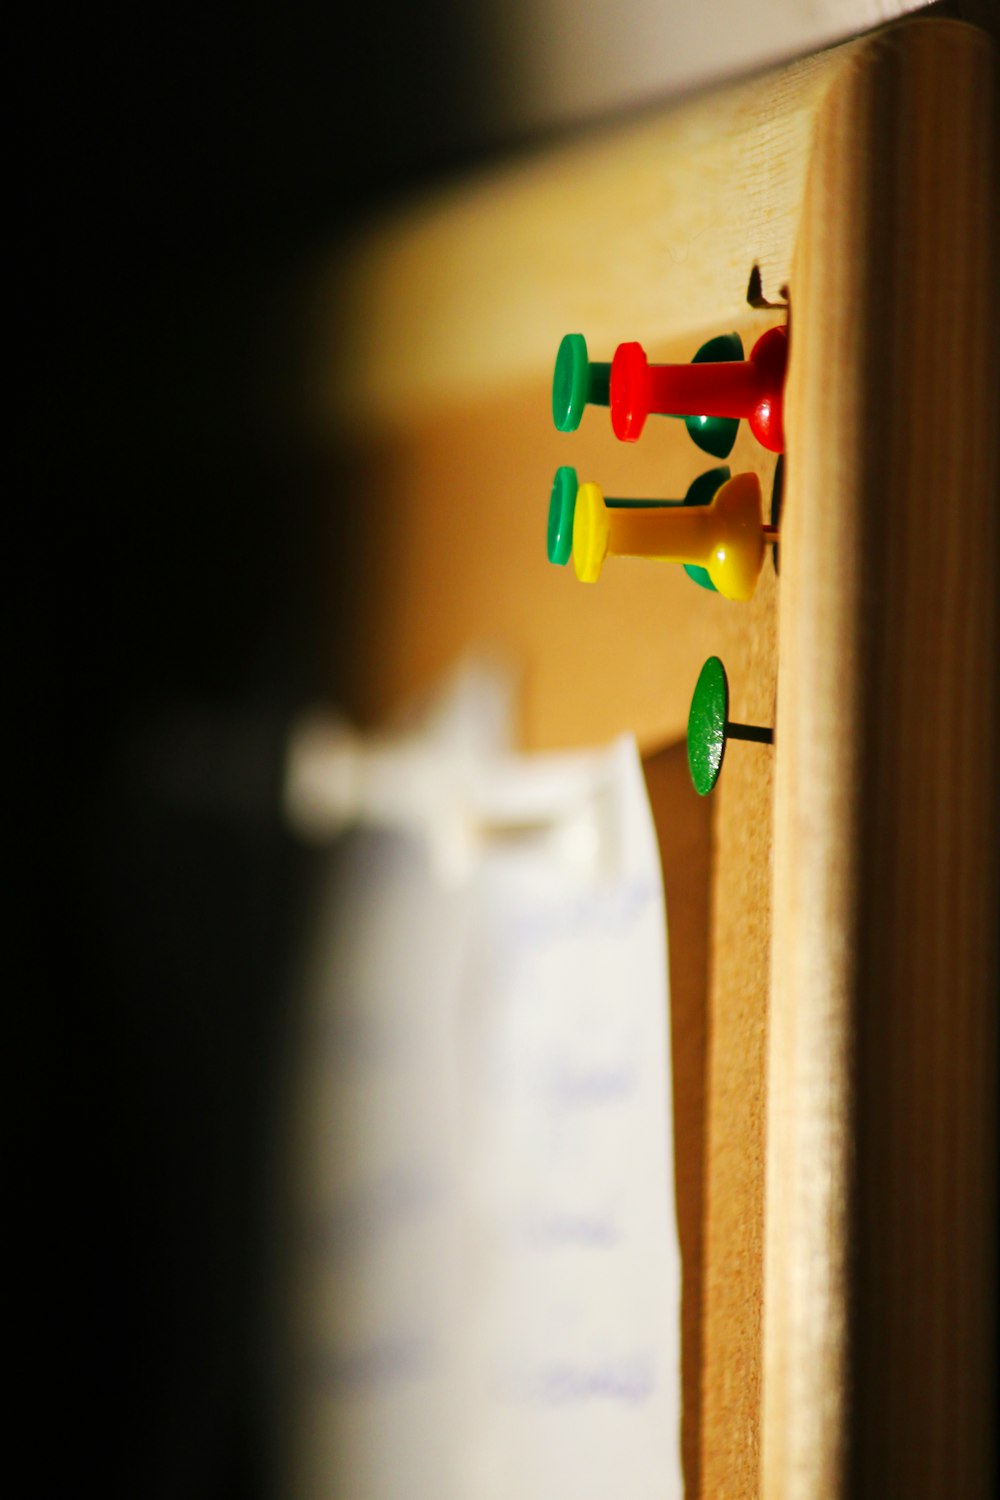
<box><xmin>571</xmin><ymin>470</ymin><xmax>777</xmax><ymax>601</ymax></box>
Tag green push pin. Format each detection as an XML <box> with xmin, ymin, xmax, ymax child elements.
<box><xmin>687</xmin><ymin>333</ymin><xmax>747</xmax><ymax>458</ymax></box>
<box><xmin>552</xmin><ymin>332</ymin><xmax>744</xmax><ymax>458</ymax></box>
<box><xmin>552</xmin><ymin>335</ymin><xmax>612</xmax><ymax>433</ymax></box>
<box><xmin>687</xmin><ymin>655</ymin><xmax>773</xmax><ymax>796</ymax></box>
<box><xmin>547</xmin><ymin>464</ymin><xmax>730</xmax><ymax>590</ymax></box>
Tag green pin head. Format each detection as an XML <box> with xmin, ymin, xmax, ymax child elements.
<box><xmin>552</xmin><ymin>334</ymin><xmax>611</xmax><ymax>432</ymax></box>
<box><xmin>548</xmin><ymin>465</ymin><xmax>578</xmax><ymax>565</ymax></box>
<box><xmin>552</xmin><ymin>334</ymin><xmax>591</xmax><ymax>432</ymax></box>
<box><xmin>686</xmin><ymin>332</ymin><xmax>744</xmax><ymax>458</ymax></box>
<box><xmin>687</xmin><ymin>655</ymin><xmax>729</xmax><ymax>796</ymax></box>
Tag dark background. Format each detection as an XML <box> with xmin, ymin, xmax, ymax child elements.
<box><xmin>14</xmin><ymin>8</ymin><xmax>513</xmax><ymax>1496</ymax></box>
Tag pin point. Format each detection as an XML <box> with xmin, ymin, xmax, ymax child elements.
<box><xmin>548</xmin><ymin>464</ymin><xmax>731</xmax><ymax>590</ymax></box>
<box><xmin>610</xmin><ymin>325</ymin><xmax>787</xmax><ymax>452</ymax></box>
<box><xmin>687</xmin><ymin>655</ymin><xmax>773</xmax><ymax>796</ymax></box>
<box><xmin>572</xmin><ymin>469</ymin><xmax>778</xmax><ymax>600</ymax></box>
<box><xmin>552</xmin><ymin>331</ymin><xmax>744</xmax><ymax>457</ymax></box>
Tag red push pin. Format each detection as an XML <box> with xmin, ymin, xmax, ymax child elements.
<box><xmin>610</xmin><ymin>325</ymin><xmax>788</xmax><ymax>452</ymax></box>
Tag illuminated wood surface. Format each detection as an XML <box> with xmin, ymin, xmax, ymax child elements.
<box><xmin>765</xmin><ymin>20</ymin><xmax>998</xmax><ymax>1500</ymax></box>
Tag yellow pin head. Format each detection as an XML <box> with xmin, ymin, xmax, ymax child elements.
<box><xmin>704</xmin><ymin>471</ymin><xmax>765</xmax><ymax>600</ymax></box>
<box><xmin>572</xmin><ymin>481</ymin><xmax>610</xmax><ymax>583</ymax></box>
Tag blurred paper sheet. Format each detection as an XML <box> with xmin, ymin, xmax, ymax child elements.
<box><xmin>281</xmin><ymin>665</ymin><xmax>681</xmax><ymax>1499</ymax></box>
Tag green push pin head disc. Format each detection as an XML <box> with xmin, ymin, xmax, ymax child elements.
<box><xmin>548</xmin><ymin>465</ymin><xmax>578</xmax><ymax>565</ymax></box>
<box><xmin>552</xmin><ymin>334</ymin><xmax>610</xmax><ymax>432</ymax></box>
<box><xmin>687</xmin><ymin>655</ymin><xmax>729</xmax><ymax>796</ymax></box>
<box><xmin>686</xmin><ymin>332</ymin><xmax>744</xmax><ymax>458</ymax></box>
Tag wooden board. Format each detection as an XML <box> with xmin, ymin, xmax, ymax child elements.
<box><xmin>764</xmin><ymin>21</ymin><xmax>998</xmax><ymax>1499</ymax></box>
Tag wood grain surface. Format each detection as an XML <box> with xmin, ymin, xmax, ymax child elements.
<box><xmin>764</xmin><ymin>19</ymin><xmax>998</xmax><ymax>1500</ymax></box>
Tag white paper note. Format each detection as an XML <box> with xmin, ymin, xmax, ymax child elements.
<box><xmin>280</xmin><ymin>665</ymin><xmax>681</xmax><ymax>1500</ymax></box>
